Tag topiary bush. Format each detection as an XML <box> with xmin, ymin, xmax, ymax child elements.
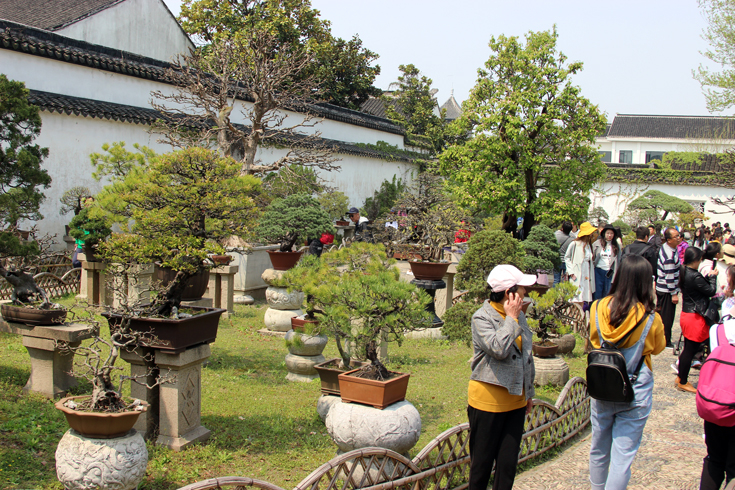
<box><xmin>256</xmin><ymin>193</ymin><xmax>335</xmax><ymax>252</ymax></box>
<box><xmin>522</xmin><ymin>225</ymin><xmax>559</xmax><ymax>274</ymax></box>
<box><xmin>441</xmin><ymin>300</ymin><xmax>477</xmax><ymax>346</ymax></box>
<box><xmin>455</xmin><ymin>230</ymin><xmax>525</xmax><ymax>301</ymax></box>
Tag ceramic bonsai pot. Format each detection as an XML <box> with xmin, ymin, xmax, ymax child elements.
<box><xmin>532</xmin><ymin>342</ymin><xmax>559</xmax><ymax>358</ymax></box>
<box><xmin>1</xmin><ymin>304</ymin><xmax>67</xmax><ymax>326</ymax></box>
<box><xmin>338</xmin><ymin>368</ymin><xmax>411</xmax><ymax>409</ymax></box>
<box><xmin>267</xmin><ymin>250</ymin><xmax>304</xmax><ymax>271</ymax></box>
<box><xmin>408</xmin><ymin>261</ymin><xmax>450</xmax><ymax>280</ymax></box>
<box><xmin>335</xmin><ymin>220</ymin><xmax>350</xmax><ymax>227</ymax></box>
<box><xmin>314</xmin><ymin>358</ymin><xmax>371</xmax><ymax>396</ymax></box>
<box><xmin>102</xmin><ymin>306</ymin><xmax>225</xmax><ymax>354</ymax></box>
<box><xmin>55</xmin><ymin>396</ymin><xmax>148</xmax><ymax>439</ymax></box>
<box><xmin>210</xmin><ymin>254</ymin><xmax>233</xmax><ymax>266</ymax></box>
<box><xmin>290</xmin><ymin>316</ymin><xmax>319</xmax><ymax>333</ymax></box>
<box><xmin>154</xmin><ymin>265</ymin><xmax>210</xmax><ymax>301</ymax></box>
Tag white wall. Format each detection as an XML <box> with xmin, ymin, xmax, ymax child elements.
<box><xmin>596</xmin><ymin>137</ymin><xmax>735</xmax><ymax>165</ymax></box>
<box><xmin>56</xmin><ymin>0</ymin><xmax>193</xmax><ymax>63</ymax></box>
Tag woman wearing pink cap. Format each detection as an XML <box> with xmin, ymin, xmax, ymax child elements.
<box><xmin>467</xmin><ymin>264</ymin><xmax>536</xmax><ymax>490</ymax></box>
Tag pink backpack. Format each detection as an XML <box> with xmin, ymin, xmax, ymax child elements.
<box><xmin>696</xmin><ymin>322</ymin><xmax>735</xmax><ymax>427</ymax></box>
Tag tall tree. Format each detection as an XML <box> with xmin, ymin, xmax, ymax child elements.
<box><xmin>384</xmin><ymin>64</ymin><xmax>446</xmax><ymax>153</ymax></box>
<box><xmin>0</xmin><ymin>74</ymin><xmax>52</xmax><ymax>256</ymax></box>
<box><xmin>694</xmin><ymin>0</ymin><xmax>735</xmax><ymax>112</ymax></box>
<box><xmin>438</xmin><ymin>28</ymin><xmax>606</xmax><ymax>238</ymax></box>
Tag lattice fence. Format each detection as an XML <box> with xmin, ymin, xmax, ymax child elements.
<box><xmin>0</xmin><ymin>252</ymin><xmax>80</xmax><ymax>300</ymax></box>
<box><xmin>177</xmin><ymin>377</ymin><xmax>590</xmax><ymax>490</ymax></box>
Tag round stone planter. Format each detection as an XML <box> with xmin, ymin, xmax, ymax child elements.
<box><xmin>264</xmin><ymin>308</ymin><xmax>302</xmax><ymax>332</ymax></box>
<box><xmin>56</xmin><ymin>429</ymin><xmax>148</xmax><ymax>490</ymax></box>
<box><xmin>550</xmin><ymin>333</ymin><xmax>576</xmax><ymax>354</ymax></box>
<box><xmin>285</xmin><ymin>353</ymin><xmax>325</xmax><ymax>381</ymax></box>
<box><xmin>285</xmin><ymin>330</ymin><xmax>328</xmax><ymax>356</ymax></box>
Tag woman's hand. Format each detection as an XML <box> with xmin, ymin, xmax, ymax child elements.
<box><xmin>526</xmin><ymin>399</ymin><xmax>534</xmax><ymax>414</ymax></box>
<box><xmin>708</xmin><ymin>268</ymin><xmax>719</xmax><ymax>277</ymax></box>
<box><xmin>504</xmin><ymin>292</ymin><xmax>523</xmax><ymax>321</ymax></box>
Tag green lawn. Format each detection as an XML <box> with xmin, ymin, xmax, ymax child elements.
<box><xmin>0</xmin><ymin>297</ymin><xmax>587</xmax><ymax>490</ymax></box>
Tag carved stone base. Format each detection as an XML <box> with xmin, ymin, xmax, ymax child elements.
<box><xmin>56</xmin><ymin>429</ymin><xmax>148</xmax><ymax>490</ymax></box>
<box><xmin>317</xmin><ymin>394</ymin><xmax>341</xmax><ymax>422</ymax></box>
<box><xmin>534</xmin><ymin>356</ymin><xmax>570</xmax><ymax>387</ymax></box>
<box><xmin>264</xmin><ymin>308</ymin><xmax>302</xmax><ymax>331</ymax></box>
<box><xmin>285</xmin><ymin>353</ymin><xmax>325</xmax><ymax>381</ymax></box>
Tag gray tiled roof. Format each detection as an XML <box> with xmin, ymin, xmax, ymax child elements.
<box><xmin>607</xmin><ymin>114</ymin><xmax>735</xmax><ymax>140</ymax></box>
<box><xmin>0</xmin><ymin>19</ymin><xmax>404</xmax><ymax>135</ymax></box>
<box><xmin>360</xmin><ymin>95</ymin><xmax>402</xmax><ymax>120</ymax></box>
<box><xmin>0</xmin><ymin>0</ymin><xmax>123</xmax><ymax>31</ymax></box>
<box><xmin>27</xmin><ymin>90</ymin><xmax>415</xmax><ymax>162</ymax></box>
<box><xmin>439</xmin><ymin>94</ymin><xmax>461</xmax><ymax>121</ymax></box>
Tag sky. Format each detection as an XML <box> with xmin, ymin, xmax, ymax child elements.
<box><xmin>163</xmin><ymin>0</ymin><xmax>718</xmax><ymax>120</ymax></box>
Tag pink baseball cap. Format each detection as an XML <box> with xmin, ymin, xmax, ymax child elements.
<box><xmin>486</xmin><ymin>265</ymin><xmax>536</xmax><ymax>292</ymax></box>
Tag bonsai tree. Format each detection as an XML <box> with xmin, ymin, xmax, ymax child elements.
<box><xmin>525</xmin><ymin>282</ymin><xmax>577</xmax><ymax>345</ymax></box>
<box><xmin>522</xmin><ymin>225</ymin><xmax>560</xmax><ymax>275</ymax></box>
<box><xmin>587</xmin><ymin>206</ymin><xmax>609</xmax><ymax>227</ymax></box>
<box><xmin>95</xmin><ymin>147</ymin><xmax>262</xmax><ymax>316</ymax></box>
<box><xmin>256</xmin><ymin>193</ymin><xmax>335</xmax><ymax>252</ymax></box>
<box><xmin>279</xmin><ymin>242</ymin><xmax>432</xmax><ymax>376</ymax></box>
<box><xmin>627</xmin><ymin>190</ymin><xmax>694</xmax><ymax>223</ymax></box>
<box><xmin>59</xmin><ymin>186</ymin><xmax>93</xmax><ymax>218</ymax></box>
<box><xmin>68</xmin><ymin>206</ymin><xmax>112</xmax><ymax>255</ymax></box>
<box><xmin>373</xmin><ymin>173</ymin><xmax>463</xmax><ymax>262</ymax></box>
<box><xmin>317</xmin><ymin>190</ymin><xmax>350</xmax><ymax>223</ymax></box>
<box><xmin>455</xmin><ymin>230</ymin><xmax>525</xmax><ymax>302</ymax></box>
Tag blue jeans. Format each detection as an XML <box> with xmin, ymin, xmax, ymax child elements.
<box><xmin>593</xmin><ymin>267</ymin><xmax>612</xmax><ymax>300</ymax></box>
<box><xmin>589</xmin><ymin>367</ymin><xmax>653</xmax><ymax>490</ymax></box>
<box><xmin>554</xmin><ymin>263</ymin><xmax>567</xmax><ymax>286</ymax></box>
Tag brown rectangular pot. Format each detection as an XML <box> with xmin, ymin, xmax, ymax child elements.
<box><xmin>337</xmin><ymin>368</ymin><xmax>410</xmax><ymax>409</ymax></box>
<box><xmin>314</xmin><ymin>358</ymin><xmax>370</xmax><ymax>396</ymax></box>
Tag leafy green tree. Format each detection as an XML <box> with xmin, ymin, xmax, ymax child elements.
<box><xmin>317</xmin><ymin>190</ymin><xmax>349</xmax><ymax>222</ymax></box>
<box><xmin>384</xmin><ymin>64</ymin><xmax>446</xmax><ymax>153</ymax></box>
<box><xmin>59</xmin><ymin>186</ymin><xmax>92</xmax><ymax>217</ymax></box>
<box><xmin>439</xmin><ymin>28</ymin><xmax>607</xmax><ymax>239</ymax></box>
<box><xmin>261</xmin><ymin>164</ymin><xmax>323</xmax><ymax>200</ymax></box>
<box><xmin>362</xmin><ymin>175</ymin><xmax>407</xmax><ymax>221</ymax></box>
<box><xmin>587</xmin><ymin>206</ymin><xmax>610</xmax><ymax>226</ymax></box>
<box><xmin>89</xmin><ymin>141</ymin><xmax>156</xmax><ymax>182</ymax></box>
<box><xmin>0</xmin><ymin>75</ymin><xmax>51</xmax><ymax>253</ymax></box>
<box><xmin>522</xmin><ymin>225</ymin><xmax>560</xmax><ymax>274</ymax></box>
<box><xmin>694</xmin><ymin>0</ymin><xmax>735</xmax><ymax>112</ymax></box>
<box><xmin>256</xmin><ymin>193</ymin><xmax>334</xmax><ymax>251</ymax></box>
<box><xmin>627</xmin><ymin>190</ymin><xmax>694</xmax><ymax>222</ymax></box>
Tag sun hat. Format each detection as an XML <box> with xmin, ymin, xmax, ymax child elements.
<box><xmin>347</xmin><ymin>207</ymin><xmax>360</xmax><ymax>215</ymax></box>
<box><xmin>723</xmin><ymin>244</ymin><xmax>735</xmax><ymax>265</ymax></box>
<box><xmin>486</xmin><ymin>265</ymin><xmax>537</xmax><ymax>292</ymax></box>
<box><xmin>577</xmin><ymin>222</ymin><xmax>597</xmax><ymax>238</ymax></box>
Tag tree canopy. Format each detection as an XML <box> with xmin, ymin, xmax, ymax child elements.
<box><xmin>0</xmin><ymin>74</ymin><xmax>52</xmax><ymax>257</ymax></box>
<box><xmin>438</xmin><ymin>28</ymin><xmax>607</xmax><ymax>239</ymax></box>
<box><xmin>694</xmin><ymin>0</ymin><xmax>735</xmax><ymax>112</ymax></box>
<box><xmin>627</xmin><ymin>190</ymin><xmax>694</xmax><ymax>222</ymax></box>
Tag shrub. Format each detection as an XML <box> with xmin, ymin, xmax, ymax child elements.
<box><xmin>317</xmin><ymin>190</ymin><xmax>350</xmax><ymax>222</ymax></box>
<box><xmin>256</xmin><ymin>193</ymin><xmax>334</xmax><ymax>252</ymax></box>
<box><xmin>522</xmin><ymin>225</ymin><xmax>559</xmax><ymax>274</ymax></box>
<box><xmin>362</xmin><ymin>175</ymin><xmax>406</xmax><ymax>221</ymax></box>
<box><xmin>455</xmin><ymin>230</ymin><xmax>525</xmax><ymax>301</ymax></box>
<box><xmin>442</xmin><ymin>301</ymin><xmax>477</xmax><ymax>346</ymax></box>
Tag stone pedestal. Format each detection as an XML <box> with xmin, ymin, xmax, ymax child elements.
<box><xmin>229</xmin><ymin>244</ymin><xmax>280</xmax><ymax>300</ymax></box>
<box><xmin>120</xmin><ymin>348</ymin><xmax>159</xmax><ymax>439</ymax></box>
<box><xmin>0</xmin><ymin>320</ymin><xmax>94</xmax><ymax>397</ymax></box>
<box><xmin>110</xmin><ymin>263</ymin><xmax>155</xmax><ymax>309</ymax></box>
<box><xmin>261</xmin><ymin>269</ymin><xmax>304</xmax><ymax>332</ymax></box>
<box><xmin>205</xmin><ymin>264</ymin><xmax>239</xmax><ymax>317</ymax></box>
<box><xmin>325</xmin><ymin>399</ymin><xmax>421</xmax><ymax>455</ymax></box>
<box><xmin>56</xmin><ymin>429</ymin><xmax>148</xmax><ymax>490</ymax></box>
<box><xmin>77</xmin><ymin>258</ymin><xmax>106</xmax><ymax>305</ymax></box>
<box><xmin>317</xmin><ymin>394</ymin><xmax>341</xmax><ymax>422</ymax></box>
<box><xmin>533</xmin><ymin>356</ymin><xmax>570</xmax><ymax>387</ymax></box>
<box><xmin>155</xmin><ymin>344</ymin><xmax>211</xmax><ymax>451</ymax></box>
<box><xmin>284</xmin><ymin>330</ymin><xmax>328</xmax><ymax>382</ymax></box>
<box><xmin>411</xmin><ymin>278</ymin><xmax>446</xmax><ymax>327</ymax></box>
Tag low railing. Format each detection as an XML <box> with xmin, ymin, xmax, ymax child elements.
<box><xmin>177</xmin><ymin>377</ymin><xmax>590</xmax><ymax>490</ymax></box>
<box><xmin>0</xmin><ymin>252</ymin><xmax>80</xmax><ymax>300</ymax></box>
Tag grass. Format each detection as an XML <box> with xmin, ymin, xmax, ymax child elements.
<box><xmin>0</xmin><ymin>297</ymin><xmax>587</xmax><ymax>490</ymax></box>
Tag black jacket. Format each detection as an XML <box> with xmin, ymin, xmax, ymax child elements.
<box><xmin>680</xmin><ymin>266</ymin><xmax>717</xmax><ymax>314</ymax></box>
<box><xmin>622</xmin><ymin>240</ymin><xmax>658</xmax><ymax>274</ymax></box>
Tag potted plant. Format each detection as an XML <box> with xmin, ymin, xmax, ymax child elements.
<box><xmin>521</xmin><ymin>224</ymin><xmax>560</xmax><ymax>296</ymax></box>
<box><xmin>525</xmin><ymin>282</ymin><xmax>578</xmax><ymax>357</ymax></box>
<box><xmin>283</xmin><ymin>242</ymin><xmax>432</xmax><ymax>407</ymax></box>
<box><xmin>256</xmin><ymin>193</ymin><xmax>335</xmax><ymax>271</ymax></box>
<box><xmin>94</xmin><ymin>147</ymin><xmax>261</xmax><ymax>319</ymax></box>
<box><xmin>318</xmin><ymin>190</ymin><xmax>350</xmax><ymax>226</ymax></box>
<box><xmin>68</xmin><ymin>206</ymin><xmax>112</xmax><ymax>262</ymax></box>
<box><xmin>374</xmin><ymin>174</ymin><xmax>463</xmax><ymax>280</ymax></box>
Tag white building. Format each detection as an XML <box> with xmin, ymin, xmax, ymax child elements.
<box><xmin>0</xmin><ymin>0</ymin><xmax>419</xmax><ymax>246</ymax></box>
<box><xmin>592</xmin><ymin>114</ymin><xmax>735</xmax><ymax>222</ymax></box>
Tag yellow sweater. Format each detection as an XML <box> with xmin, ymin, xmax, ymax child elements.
<box><xmin>589</xmin><ymin>297</ymin><xmax>666</xmax><ymax>371</ymax></box>
<box><xmin>468</xmin><ymin>302</ymin><xmax>526</xmax><ymax>412</ymax></box>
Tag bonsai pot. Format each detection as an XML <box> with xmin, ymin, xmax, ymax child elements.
<box><xmin>154</xmin><ymin>264</ymin><xmax>210</xmax><ymax>301</ymax></box>
<box><xmin>210</xmin><ymin>254</ymin><xmax>233</xmax><ymax>266</ymax></box>
<box><xmin>102</xmin><ymin>306</ymin><xmax>225</xmax><ymax>354</ymax></box>
<box><xmin>291</xmin><ymin>316</ymin><xmax>319</xmax><ymax>333</ymax></box>
<box><xmin>335</xmin><ymin>220</ymin><xmax>350</xmax><ymax>227</ymax></box>
<box><xmin>532</xmin><ymin>342</ymin><xmax>559</xmax><ymax>358</ymax></box>
<box><xmin>1</xmin><ymin>304</ymin><xmax>67</xmax><ymax>326</ymax></box>
<box><xmin>267</xmin><ymin>250</ymin><xmax>304</xmax><ymax>271</ymax></box>
<box><xmin>314</xmin><ymin>358</ymin><xmax>371</xmax><ymax>396</ymax></box>
<box><xmin>408</xmin><ymin>261</ymin><xmax>450</xmax><ymax>280</ymax></box>
<box><xmin>55</xmin><ymin>396</ymin><xmax>148</xmax><ymax>439</ymax></box>
<box><xmin>338</xmin><ymin>368</ymin><xmax>411</xmax><ymax>409</ymax></box>
<box><xmin>526</xmin><ymin>283</ymin><xmax>550</xmax><ymax>297</ymax></box>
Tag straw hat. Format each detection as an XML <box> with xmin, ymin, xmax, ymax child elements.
<box><xmin>723</xmin><ymin>243</ymin><xmax>735</xmax><ymax>266</ymax></box>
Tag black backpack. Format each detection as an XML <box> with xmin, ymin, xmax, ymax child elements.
<box><xmin>586</xmin><ymin>304</ymin><xmax>654</xmax><ymax>403</ymax></box>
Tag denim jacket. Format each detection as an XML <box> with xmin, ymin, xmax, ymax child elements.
<box><xmin>470</xmin><ymin>300</ymin><xmax>535</xmax><ymax>399</ymax></box>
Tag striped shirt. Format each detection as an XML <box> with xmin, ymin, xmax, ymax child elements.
<box><xmin>655</xmin><ymin>243</ymin><xmax>680</xmax><ymax>295</ymax></box>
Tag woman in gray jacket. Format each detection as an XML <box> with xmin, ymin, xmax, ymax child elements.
<box><xmin>468</xmin><ymin>265</ymin><xmax>536</xmax><ymax>490</ymax></box>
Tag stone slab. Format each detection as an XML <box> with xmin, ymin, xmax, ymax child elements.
<box><xmin>0</xmin><ymin>319</ymin><xmax>94</xmax><ymax>342</ymax></box>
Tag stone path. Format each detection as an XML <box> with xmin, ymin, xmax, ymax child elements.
<box><xmin>514</xmin><ymin>316</ymin><xmax>706</xmax><ymax>489</ymax></box>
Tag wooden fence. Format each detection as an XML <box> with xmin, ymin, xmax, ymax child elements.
<box><xmin>178</xmin><ymin>377</ymin><xmax>590</xmax><ymax>490</ymax></box>
<box><xmin>0</xmin><ymin>252</ymin><xmax>80</xmax><ymax>300</ymax></box>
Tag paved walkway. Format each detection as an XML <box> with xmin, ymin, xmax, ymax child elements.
<box><xmin>514</xmin><ymin>315</ymin><xmax>707</xmax><ymax>489</ymax></box>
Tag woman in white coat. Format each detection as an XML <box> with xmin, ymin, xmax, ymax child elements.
<box><xmin>565</xmin><ymin>222</ymin><xmax>598</xmax><ymax>306</ymax></box>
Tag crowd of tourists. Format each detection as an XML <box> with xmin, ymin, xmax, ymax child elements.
<box><xmin>466</xmin><ymin>220</ymin><xmax>735</xmax><ymax>490</ymax></box>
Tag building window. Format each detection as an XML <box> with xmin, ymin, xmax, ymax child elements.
<box><xmin>599</xmin><ymin>151</ymin><xmax>611</xmax><ymax>163</ymax></box>
<box><xmin>646</xmin><ymin>151</ymin><xmax>665</xmax><ymax>164</ymax></box>
<box><xmin>619</xmin><ymin>150</ymin><xmax>632</xmax><ymax>164</ymax></box>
